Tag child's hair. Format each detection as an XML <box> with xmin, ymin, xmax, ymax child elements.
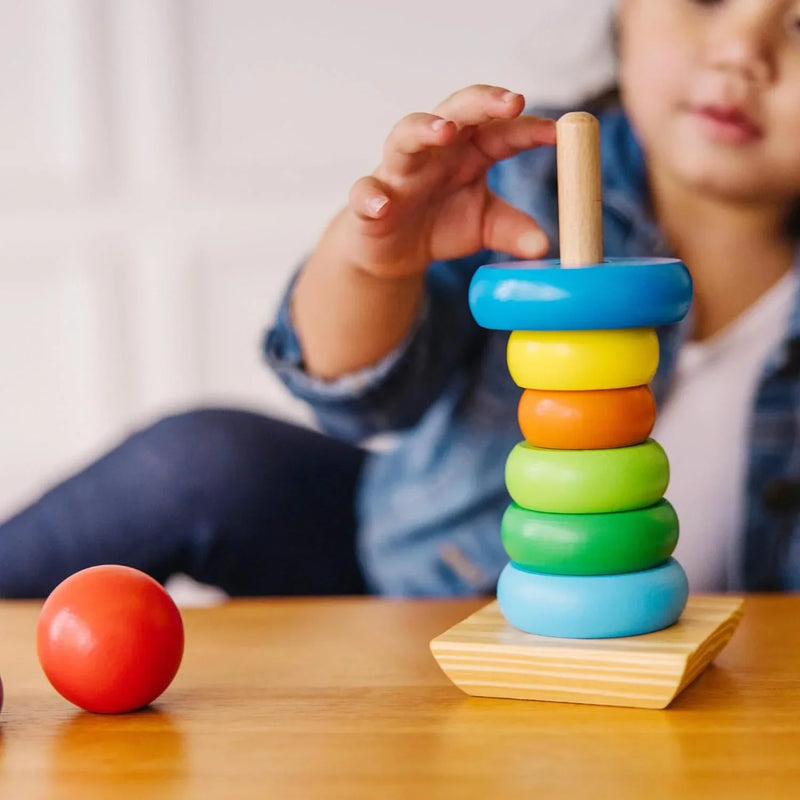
<box><xmin>579</xmin><ymin>85</ymin><xmax>620</xmax><ymax>115</ymax></box>
<box><xmin>785</xmin><ymin>205</ymin><xmax>800</xmax><ymax>239</ymax></box>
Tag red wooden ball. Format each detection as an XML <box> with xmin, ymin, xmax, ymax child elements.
<box><xmin>37</xmin><ymin>565</ymin><xmax>184</xmax><ymax>714</ymax></box>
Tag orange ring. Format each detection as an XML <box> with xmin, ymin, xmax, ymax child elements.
<box><xmin>517</xmin><ymin>386</ymin><xmax>656</xmax><ymax>450</ymax></box>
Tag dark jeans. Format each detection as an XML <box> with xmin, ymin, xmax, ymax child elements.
<box><xmin>0</xmin><ymin>409</ymin><xmax>367</xmax><ymax>598</ymax></box>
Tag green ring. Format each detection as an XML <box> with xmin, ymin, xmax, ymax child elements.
<box><xmin>505</xmin><ymin>439</ymin><xmax>669</xmax><ymax>513</ymax></box>
<box><xmin>501</xmin><ymin>499</ymin><xmax>679</xmax><ymax>575</ymax></box>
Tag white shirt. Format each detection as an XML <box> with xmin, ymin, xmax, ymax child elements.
<box><xmin>652</xmin><ymin>270</ymin><xmax>798</xmax><ymax>592</ymax></box>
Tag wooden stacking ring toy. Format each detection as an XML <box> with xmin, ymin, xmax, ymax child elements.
<box><xmin>505</xmin><ymin>439</ymin><xmax>669</xmax><ymax>514</ymax></box>
<box><xmin>507</xmin><ymin>328</ymin><xmax>659</xmax><ymax>390</ymax></box>
<box><xmin>501</xmin><ymin>499</ymin><xmax>679</xmax><ymax>575</ymax></box>
<box><xmin>497</xmin><ymin>557</ymin><xmax>690</xmax><ymax>638</ymax></box>
<box><xmin>518</xmin><ymin>385</ymin><xmax>656</xmax><ymax>449</ymax></box>
<box><xmin>430</xmin><ymin>113</ymin><xmax>742</xmax><ymax>710</ymax></box>
<box><xmin>468</xmin><ymin>257</ymin><xmax>692</xmax><ymax>331</ymax></box>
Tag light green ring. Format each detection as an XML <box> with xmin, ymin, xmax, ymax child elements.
<box><xmin>505</xmin><ymin>439</ymin><xmax>669</xmax><ymax>513</ymax></box>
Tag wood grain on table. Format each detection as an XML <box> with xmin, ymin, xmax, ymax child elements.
<box><xmin>0</xmin><ymin>596</ymin><xmax>797</xmax><ymax>800</ymax></box>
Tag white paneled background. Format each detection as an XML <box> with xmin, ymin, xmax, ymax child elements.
<box><xmin>0</xmin><ymin>0</ymin><xmax>615</xmax><ymax>520</ymax></box>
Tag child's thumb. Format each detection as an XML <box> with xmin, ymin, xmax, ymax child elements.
<box><xmin>483</xmin><ymin>193</ymin><xmax>549</xmax><ymax>259</ymax></box>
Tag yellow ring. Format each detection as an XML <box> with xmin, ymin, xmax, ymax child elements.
<box><xmin>507</xmin><ymin>328</ymin><xmax>659</xmax><ymax>390</ymax></box>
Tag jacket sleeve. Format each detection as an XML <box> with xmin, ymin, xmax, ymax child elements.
<box><xmin>262</xmin><ymin>248</ymin><xmax>492</xmax><ymax>441</ymax></box>
<box><xmin>262</xmin><ymin>133</ymin><xmax>561</xmax><ymax>442</ymax></box>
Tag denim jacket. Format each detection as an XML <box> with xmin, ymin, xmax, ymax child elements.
<box><xmin>264</xmin><ymin>106</ymin><xmax>800</xmax><ymax>596</ymax></box>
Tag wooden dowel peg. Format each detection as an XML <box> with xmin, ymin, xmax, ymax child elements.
<box><xmin>556</xmin><ymin>112</ymin><xmax>604</xmax><ymax>268</ymax></box>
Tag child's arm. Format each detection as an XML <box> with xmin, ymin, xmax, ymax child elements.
<box><xmin>291</xmin><ymin>84</ymin><xmax>556</xmax><ymax>381</ymax></box>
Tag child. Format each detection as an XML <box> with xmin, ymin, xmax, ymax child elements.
<box><xmin>1</xmin><ymin>0</ymin><xmax>799</xmax><ymax>597</ymax></box>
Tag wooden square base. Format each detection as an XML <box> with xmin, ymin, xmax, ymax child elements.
<box><xmin>430</xmin><ymin>595</ymin><xmax>744</xmax><ymax>709</ymax></box>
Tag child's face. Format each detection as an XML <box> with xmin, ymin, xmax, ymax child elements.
<box><xmin>618</xmin><ymin>0</ymin><xmax>800</xmax><ymax>205</ymax></box>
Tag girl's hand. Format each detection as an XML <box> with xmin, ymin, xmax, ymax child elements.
<box><xmin>343</xmin><ymin>84</ymin><xmax>556</xmax><ymax>279</ymax></box>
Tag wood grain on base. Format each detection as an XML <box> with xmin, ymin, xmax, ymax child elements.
<box><xmin>430</xmin><ymin>595</ymin><xmax>744</xmax><ymax>709</ymax></box>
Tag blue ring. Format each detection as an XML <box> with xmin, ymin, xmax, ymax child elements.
<box><xmin>497</xmin><ymin>558</ymin><xmax>689</xmax><ymax>638</ymax></box>
<box><xmin>469</xmin><ymin>257</ymin><xmax>692</xmax><ymax>331</ymax></box>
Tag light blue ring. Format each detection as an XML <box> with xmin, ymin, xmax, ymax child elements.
<box><xmin>469</xmin><ymin>257</ymin><xmax>692</xmax><ymax>331</ymax></box>
<box><xmin>497</xmin><ymin>558</ymin><xmax>689</xmax><ymax>638</ymax></box>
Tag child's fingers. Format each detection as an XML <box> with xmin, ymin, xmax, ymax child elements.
<box><xmin>381</xmin><ymin>112</ymin><xmax>456</xmax><ymax>175</ymax></box>
<box><xmin>472</xmin><ymin>115</ymin><xmax>557</xmax><ymax>163</ymax></box>
<box><xmin>432</xmin><ymin>84</ymin><xmax>525</xmax><ymax>129</ymax></box>
<box><xmin>348</xmin><ymin>175</ymin><xmax>393</xmax><ymax>221</ymax></box>
<box><xmin>380</xmin><ymin>88</ymin><xmax>527</xmax><ymax>177</ymax></box>
<box><xmin>482</xmin><ymin>192</ymin><xmax>550</xmax><ymax>258</ymax></box>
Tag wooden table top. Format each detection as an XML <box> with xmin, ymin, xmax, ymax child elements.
<box><xmin>0</xmin><ymin>595</ymin><xmax>797</xmax><ymax>799</ymax></box>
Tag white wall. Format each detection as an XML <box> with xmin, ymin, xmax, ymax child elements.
<box><xmin>0</xmin><ymin>0</ymin><xmax>615</xmax><ymax>519</ymax></box>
